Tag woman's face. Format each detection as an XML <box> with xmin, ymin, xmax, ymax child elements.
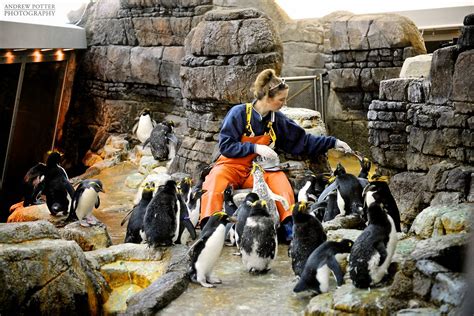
<box><xmin>266</xmin><ymin>89</ymin><xmax>288</xmax><ymax>112</ymax></box>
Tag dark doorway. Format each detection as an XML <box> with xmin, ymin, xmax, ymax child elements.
<box><xmin>0</xmin><ymin>61</ymin><xmax>67</xmax><ymax>220</ymax></box>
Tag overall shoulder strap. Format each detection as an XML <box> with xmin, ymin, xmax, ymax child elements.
<box><xmin>245</xmin><ymin>103</ymin><xmax>255</xmax><ymax>136</ymax></box>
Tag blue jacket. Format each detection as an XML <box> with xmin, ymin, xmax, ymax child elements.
<box><xmin>219</xmin><ymin>103</ymin><xmax>336</xmax><ymax>158</ymax></box>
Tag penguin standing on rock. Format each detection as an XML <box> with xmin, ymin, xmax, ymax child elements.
<box><xmin>23</xmin><ymin>162</ymin><xmax>47</xmax><ymax>206</ymax></box>
<box><xmin>189</xmin><ymin>212</ymin><xmax>233</xmax><ymax>287</ymax></box>
<box><xmin>123</xmin><ymin>182</ymin><xmax>155</xmax><ymax>243</ymax></box>
<box><xmin>348</xmin><ymin>201</ymin><xmax>398</xmax><ymax>288</ymax></box>
<box><xmin>334</xmin><ymin>163</ymin><xmax>364</xmax><ymax>217</ymax></box>
<box><xmin>142</xmin><ymin>121</ymin><xmax>178</xmax><ymax>161</ymax></box>
<box><xmin>43</xmin><ymin>151</ymin><xmax>75</xmax><ymax>216</ymax></box>
<box><xmin>132</xmin><ymin>108</ymin><xmax>156</xmax><ymax>144</ymax></box>
<box><xmin>294</xmin><ymin>239</ymin><xmax>353</xmax><ymax>294</ymax></box>
<box><xmin>363</xmin><ymin>180</ymin><xmax>401</xmax><ymax>232</ymax></box>
<box><xmin>289</xmin><ymin>201</ymin><xmax>327</xmax><ymax>277</ymax></box>
<box><xmin>142</xmin><ymin>180</ymin><xmax>179</xmax><ymax>247</ymax></box>
<box><xmin>240</xmin><ymin>199</ymin><xmax>278</xmax><ymax>274</ymax></box>
<box><xmin>68</xmin><ymin>179</ymin><xmax>104</xmax><ymax>227</ymax></box>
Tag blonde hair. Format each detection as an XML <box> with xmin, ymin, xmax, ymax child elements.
<box><xmin>253</xmin><ymin>69</ymin><xmax>288</xmax><ymax>100</ymax></box>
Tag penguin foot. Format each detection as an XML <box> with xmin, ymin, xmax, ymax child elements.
<box><xmin>197</xmin><ymin>279</ymin><xmax>215</xmax><ymax>288</ymax></box>
<box><xmin>86</xmin><ymin>215</ymin><xmax>98</xmax><ymax>225</ymax></box>
<box><xmin>232</xmin><ymin>252</ymin><xmax>242</xmax><ymax>256</ymax></box>
<box><xmin>207</xmin><ymin>276</ymin><xmax>222</xmax><ymax>284</ymax></box>
<box><xmin>79</xmin><ymin>220</ymin><xmax>91</xmax><ymax>227</ymax></box>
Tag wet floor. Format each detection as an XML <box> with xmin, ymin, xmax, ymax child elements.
<box><xmin>159</xmin><ymin>244</ymin><xmax>311</xmax><ymax>316</ymax></box>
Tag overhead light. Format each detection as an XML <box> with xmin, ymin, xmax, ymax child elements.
<box><xmin>13</xmin><ymin>48</ymin><xmax>27</xmax><ymax>52</ymax></box>
<box><xmin>32</xmin><ymin>50</ymin><xmax>42</xmax><ymax>62</ymax></box>
<box><xmin>55</xmin><ymin>49</ymin><xmax>64</xmax><ymax>61</ymax></box>
<box><xmin>62</xmin><ymin>48</ymin><xmax>74</xmax><ymax>51</ymax></box>
<box><xmin>41</xmin><ymin>48</ymin><xmax>53</xmax><ymax>52</ymax></box>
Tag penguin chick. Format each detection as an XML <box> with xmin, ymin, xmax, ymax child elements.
<box><xmin>43</xmin><ymin>151</ymin><xmax>75</xmax><ymax>216</ymax></box>
<box><xmin>223</xmin><ymin>185</ymin><xmax>237</xmax><ymax>216</ymax></box>
<box><xmin>334</xmin><ymin>163</ymin><xmax>364</xmax><ymax>217</ymax></box>
<box><xmin>289</xmin><ymin>201</ymin><xmax>327</xmax><ymax>277</ymax></box>
<box><xmin>363</xmin><ymin>181</ymin><xmax>401</xmax><ymax>232</ymax></box>
<box><xmin>189</xmin><ymin>212</ymin><xmax>232</xmax><ymax>287</ymax></box>
<box><xmin>124</xmin><ymin>182</ymin><xmax>155</xmax><ymax>243</ymax></box>
<box><xmin>142</xmin><ymin>121</ymin><xmax>178</xmax><ymax>161</ymax></box>
<box><xmin>234</xmin><ymin>192</ymin><xmax>260</xmax><ymax>249</ymax></box>
<box><xmin>293</xmin><ymin>239</ymin><xmax>353</xmax><ymax>294</ymax></box>
<box><xmin>240</xmin><ymin>199</ymin><xmax>278</xmax><ymax>274</ymax></box>
<box><xmin>23</xmin><ymin>162</ymin><xmax>47</xmax><ymax>206</ymax></box>
<box><xmin>142</xmin><ymin>180</ymin><xmax>179</xmax><ymax>247</ymax></box>
<box><xmin>69</xmin><ymin>179</ymin><xmax>104</xmax><ymax>227</ymax></box>
<box><xmin>348</xmin><ymin>202</ymin><xmax>398</xmax><ymax>288</ymax></box>
<box><xmin>132</xmin><ymin>108</ymin><xmax>156</xmax><ymax>144</ymax></box>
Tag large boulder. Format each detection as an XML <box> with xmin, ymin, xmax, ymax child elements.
<box><xmin>59</xmin><ymin>221</ymin><xmax>113</xmax><ymax>251</ymax></box>
<box><xmin>0</xmin><ymin>221</ymin><xmax>109</xmax><ymax>315</ymax></box>
<box><xmin>399</xmin><ymin>54</ymin><xmax>432</xmax><ymax>78</ymax></box>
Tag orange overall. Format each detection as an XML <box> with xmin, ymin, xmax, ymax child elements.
<box><xmin>200</xmin><ymin>104</ymin><xmax>295</xmax><ymax>222</ymax></box>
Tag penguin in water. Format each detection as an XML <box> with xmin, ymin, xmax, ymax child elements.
<box><xmin>188</xmin><ymin>212</ymin><xmax>233</xmax><ymax>288</ymax></box>
<box><xmin>234</xmin><ymin>192</ymin><xmax>260</xmax><ymax>250</ymax></box>
<box><xmin>23</xmin><ymin>162</ymin><xmax>47</xmax><ymax>206</ymax></box>
<box><xmin>289</xmin><ymin>201</ymin><xmax>327</xmax><ymax>277</ymax></box>
<box><xmin>132</xmin><ymin>108</ymin><xmax>156</xmax><ymax>144</ymax></box>
<box><xmin>142</xmin><ymin>180</ymin><xmax>179</xmax><ymax>247</ymax></box>
<box><xmin>363</xmin><ymin>180</ymin><xmax>401</xmax><ymax>232</ymax></box>
<box><xmin>293</xmin><ymin>239</ymin><xmax>354</xmax><ymax>294</ymax></box>
<box><xmin>42</xmin><ymin>151</ymin><xmax>75</xmax><ymax>216</ymax></box>
<box><xmin>348</xmin><ymin>202</ymin><xmax>398</xmax><ymax>288</ymax></box>
<box><xmin>123</xmin><ymin>182</ymin><xmax>155</xmax><ymax>243</ymax></box>
<box><xmin>334</xmin><ymin>163</ymin><xmax>364</xmax><ymax>217</ymax></box>
<box><xmin>142</xmin><ymin>121</ymin><xmax>178</xmax><ymax>161</ymax></box>
<box><xmin>68</xmin><ymin>179</ymin><xmax>104</xmax><ymax>227</ymax></box>
<box><xmin>240</xmin><ymin>199</ymin><xmax>278</xmax><ymax>274</ymax></box>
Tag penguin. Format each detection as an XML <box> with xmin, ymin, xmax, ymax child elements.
<box><xmin>334</xmin><ymin>163</ymin><xmax>364</xmax><ymax>217</ymax></box>
<box><xmin>23</xmin><ymin>162</ymin><xmax>47</xmax><ymax>206</ymax></box>
<box><xmin>175</xmin><ymin>191</ymin><xmax>197</xmax><ymax>245</ymax></box>
<box><xmin>348</xmin><ymin>202</ymin><xmax>398</xmax><ymax>288</ymax></box>
<box><xmin>187</xmin><ymin>188</ymin><xmax>206</xmax><ymax>230</ymax></box>
<box><xmin>42</xmin><ymin>151</ymin><xmax>75</xmax><ymax>216</ymax></box>
<box><xmin>124</xmin><ymin>182</ymin><xmax>155</xmax><ymax>243</ymax></box>
<box><xmin>132</xmin><ymin>108</ymin><xmax>156</xmax><ymax>144</ymax></box>
<box><xmin>188</xmin><ymin>211</ymin><xmax>233</xmax><ymax>287</ymax></box>
<box><xmin>322</xmin><ymin>190</ymin><xmax>340</xmax><ymax>222</ymax></box>
<box><xmin>355</xmin><ymin>152</ymin><xmax>372</xmax><ymax>179</ymax></box>
<box><xmin>68</xmin><ymin>179</ymin><xmax>104</xmax><ymax>227</ymax></box>
<box><xmin>142</xmin><ymin>180</ymin><xmax>179</xmax><ymax>247</ymax></box>
<box><xmin>142</xmin><ymin>121</ymin><xmax>178</xmax><ymax>161</ymax></box>
<box><xmin>178</xmin><ymin>177</ymin><xmax>193</xmax><ymax>206</ymax></box>
<box><xmin>223</xmin><ymin>185</ymin><xmax>238</xmax><ymax>216</ymax></box>
<box><xmin>297</xmin><ymin>173</ymin><xmax>330</xmax><ymax>203</ymax></box>
<box><xmin>293</xmin><ymin>239</ymin><xmax>354</xmax><ymax>294</ymax></box>
<box><xmin>240</xmin><ymin>199</ymin><xmax>278</xmax><ymax>274</ymax></box>
<box><xmin>234</xmin><ymin>192</ymin><xmax>260</xmax><ymax>249</ymax></box>
<box><xmin>289</xmin><ymin>201</ymin><xmax>327</xmax><ymax>277</ymax></box>
<box><xmin>194</xmin><ymin>163</ymin><xmax>212</xmax><ymax>191</ymax></box>
<box><xmin>363</xmin><ymin>180</ymin><xmax>401</xmax><ymax>232</ymax></box>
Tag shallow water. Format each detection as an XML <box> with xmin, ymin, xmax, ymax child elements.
<box><xmin>160</xmin><ymin>244</ymin><xmax>311</xmax><ymax>316</ymax></box>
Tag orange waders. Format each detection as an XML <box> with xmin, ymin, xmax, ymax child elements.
<box><xmin>200</xmin><ymin>104</ymin><xmax>295</xmax><ymax>223</ymax></box>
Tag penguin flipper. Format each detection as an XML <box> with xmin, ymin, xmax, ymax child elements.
<box><xmin>183</xmin><ymin>218</ymin><xmax>197</xmax><ymax>240</ymax></box>
<box><xmin>132</xmin><ymin>121</ymin><xmax>139</xmax><ymax>135</ymax></box>
<box><xmin>167</xmin><ymin>133</ymin><xmax>179</xmax><ymax>144</ymax></box>
<box><xmin>95</xmin><ymin>196</ymin><xmax>101</xmax><ymax>208</ymax></box>
<box><xmin>327</xmin><ymin>256</ymin><xmax>345</xmax><ymax>287</ymax></box>
<box><xmin>374</xmin><ymin>241</ymin><xmax>388</xmax><ymax>266</ymax></box>
<box><xmin>267</xmin><ymin>188</ymin><xmax>289</xmax><ymax>210</ymax></box>
<box><xmin>120</xmin><ymin>208</ymin><xmax>134</xmax><ymax>226</ymax></box>
<box><xmin>142</xmin><ymin>138</ymin><xmax>150</xmax><ymax>149</ymax></box>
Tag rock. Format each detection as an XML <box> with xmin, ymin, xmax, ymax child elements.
<box><xmin>379</xmin><ymin>78</ymin><xmax>412</xmax><ymax>101</ymax></box>
<box><xmin>430</xmin><ymin>192</ymin><xmax>463</xmax><ymax>207</ymax></box>
<box><xmin>439</xmin><ymin>204</ymin><xmax>473</xmax><ymax>235</ymax></box>
<box><xmin>407</xmin><ymin>79</ymin><xmax>426</xmax><ymax>103</ymax></box>
<box><xmin>431</xmin><ymin>272</ymin><xmax>466</xmax><ymax>306</ymax></box>
<box><xmin>7</xmin><ymin>204</ymin><xmax>62</xmax><ymax>224</ymax></box>
<box><xmin>0</xmin><ymin>221</ymin><xmax>60</xmax><ymax>243</ymax></box>
<box><xmin>452</xmin><ymin>50</ymin><xmax>474</xmax><ymax>103</ymax></box>
<box><xmin>0</xmin><ymin>237</ymin><xmax>108</xmax><ymax>315</ymax></box>
<box><xmin>410</xmin><ymin>205</ymin><xmax>457</xmax><ymax>238</ymax></box>
<box><xmin>86</xmin><ymin>243</ymin><xmax>164</xmax><ymax>267</ymax></box>
<box><xmin>322</xmin><ymin>214</ymin><xmax>365</xmax><ymax>231</ymax></box>
<box><xmin>396</xmin><ymin>308</ymin><xmax>441</xmax><ymax>315</ymax></box>
<box><xmin>125</xmin><ymin>173</ymin><xmax>146</xmax><ymax>189</ymax></box>
<box><xmin>331</xmin><ymin>283</ymin><xmax>391</xmax><ymax>314</ymax></box>
<box><xmin>429</xmin><ymin>46</ymin><xmax>457</xmax><ymax>104</ymax></box>
<box><xmin>458</xmin><ymin>24</ymin><xmax>474</xmax><ymax>52</ymax></box>
<box><xmin>59</xmin><ymin>222</ymin><xmax>113</xmax><ymax>251</ymax></box>
<box><xmin>393</xmin><ymin>237</ymin><xmax>418</xmax><ymax>262</ymax></box>
<box><xmin>411</xmin><ymin>233</ymin><xmax>469</xmax><ymax>262</ymax></box>
<box><xmin>326</xmin><ymin>228</ymin><xmax>363</xmax><ymax>242</ymax></box>
<box><xmin>82</xmin><ymin>150</ymin><xmax>104</xmax><ymax>167</ymax></box>
<box><xmin>399</xmin><ymin>54</ymin><xmax>432</xmax><ymax>78</ymax></box>
<box><xmin>279</xmin><ymin>106</ymin><xmax>327</xmax><ymax>136</ymax></box>
<box><xmin>138</xmin><ymin>156</ymin><xmax>162</xmax><ymax>174</ymax></box>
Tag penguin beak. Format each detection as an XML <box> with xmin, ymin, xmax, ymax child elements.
<box><xmin>99</xmin><ymin>186</ymin><xmax>105</xmax><ymax>193</ymax></box>
<box><xmin>229</xmin><ymin>216</ymin><xmax>238</xmax><ymax>223</ymax></box>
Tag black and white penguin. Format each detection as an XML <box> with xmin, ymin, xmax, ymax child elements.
<box><xmin>293</xmin><ymin>239</ymin><xmax>354</xmax><ymax>294</ymax></box>
<box><xmin>322</xmin><ymin>190</ymin><xmax>339</xmax><ymax>222</ymax></box>
<box><xmin>42</xmin><ymin>151</ymin><xmax>75</xmax><ymax>216</ymax></box>
<box><xmin>334</xmin><ymin>163</ymin><xmax>364</xmax><ymax>217</ymax></box>
<box><xmin>124</xmin><ymin>182</ymin><xmax>155</xmax><ymax>243</ymax></box>
<box><xmin>348</xmin><ymin>202</ymin><xmax>398</xmax><ymax>288</ymax></box>
<box><xmin>142</xmin><ymin>121</ymin><xmax>178</xmax><ymax>161</ymax></box>
<box><xmin>142</xmin><ymin>180</ymin><xmax>179</xmax><ymax>247</ymax></box>
<box><xmin>178</xmin><ymin>177</ymin><xmax>193</xmax><ymax>206</ymax></box>
<box><xmin>187</xmin><ymin>188</ymin><xmax>206</xmax><ymax>230</ymax></box>
<box><xmin>240</xmin><ymin>199</ymin><xmax>278</xmax><ymax>274</ymax></box>
<box><xmin>234</xmin><ymin>192</ymin><xmax>260</xmax><ymax>249</ymax></box>
<box><xmin>289</xmin><ymin>201</ymin><xmax>327</xmax><ymax>277</ymax></box>
<box><xmin>223</xmin><ymin>185</ymin><xmax>238</xmax><ymax>216</ymax></box>
<box><xmin>188</xmin><ymin>211</ymin><xmax>232</xmax><ymax>287</ymax></box>
<box><xmin>68</xmin><ymin>179</ymin><xmax>104</xmax><ymax>227</ymax></box>
<box><xmin>132</xmin><ymin>108</ymin><xmax>156</xmax><ymax>144</ymax></box>
<box><xmin>175</xmin><ymin>192</ymin><xmax>197</xmax><ymax>245</ymax></box>
<box><xmin>357</xmin><ymin>154</ymin><xmax>372</xmax><ymax>179</ymax></box>
<box><xmin>297</xmin><ymin>173</ymin><xmax>330</xmax><ymax>203</ymax></box>
<box><xmin>363</xmin><ymin>180</ymin><xmax>401</xmax><ymax>232</ymax></box>
<box><xmin>23</xmin><ymin>162</ymin><xmax>47</xmax><ymax>206</ymax></box>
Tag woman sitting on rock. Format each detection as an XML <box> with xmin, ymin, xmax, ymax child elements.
<box><xmin>200</xmin><ymin>68</ymin><xmax>352</xmax><ymax>241</ymax></box>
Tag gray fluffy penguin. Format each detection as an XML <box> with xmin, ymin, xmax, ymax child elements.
<box><xmin>289</xmin><ymin>201</ymin><xmax>327</xmax><ymax>277</ymax></box>
<box><xmin>68</xmin><ymin>179</ymin><xmax>104</xmax><ymax>227</ymax></box>
<box><xmin>142</xmin><ymin>121</ymin><xmax>178</xmax><ymax>161</ymax></box>
<box><xmin>348</xmin><ymin>202</ymin><xmax>398</xmax><ymax>288</ymax></box>
<box><xmin>294</xmin><ymin>239</ymin><xmax>353</xmax><ymax>294</ymax></box>
<box><xmin>43</xmin><ymin>151</ymin><xmax>75</xmax><ymax>216</ymax></box>
<box><xmin>142</xmin><ymin>180</ymin><xmax>179</xmax><ymax>247</ymax></box>
<box><xmin>188</xmin><ymin>212</ymin><xmax>232</xmax><ymax>287</ymax></box>
<box><xmin>240</xmin><ymin>199</ymin><xmax>278</xmax><ymax>274</ymax></box>
<box><xmin>124</xmin><ymin>182</ymin><xmax>155</xmax><ymax>243</ymax></box>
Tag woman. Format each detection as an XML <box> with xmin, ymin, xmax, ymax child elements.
<box><xmin>200</xmin><ymin>69</ymin><xmax>352</xmax><ymax>239</ymax></box>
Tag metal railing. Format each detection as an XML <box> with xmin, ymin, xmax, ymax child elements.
<box><xmin>282</xmin><ymin>72</ymin><xmax>329</xmax><ymax>122</ymax></box>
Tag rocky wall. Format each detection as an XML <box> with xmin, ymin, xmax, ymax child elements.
<box><xmin>170</xmin><ymin>8</ymin><xmax>283</xmax><ymax>175</ymax></box>
<box><xmin>326</xmin><ymin>13</ymin><xmax>426</xmax><ymax>154</ymax></box>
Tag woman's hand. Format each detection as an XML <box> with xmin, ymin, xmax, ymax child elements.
<box><xmin>255</xmin><ymin>144</ymin><xmax>278</xmax><ymax>159</ymax></box>
<box><xmin>334</xmin><ymin>139</ymin><xmax>352</xmax><ymax>154</ymax></box>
